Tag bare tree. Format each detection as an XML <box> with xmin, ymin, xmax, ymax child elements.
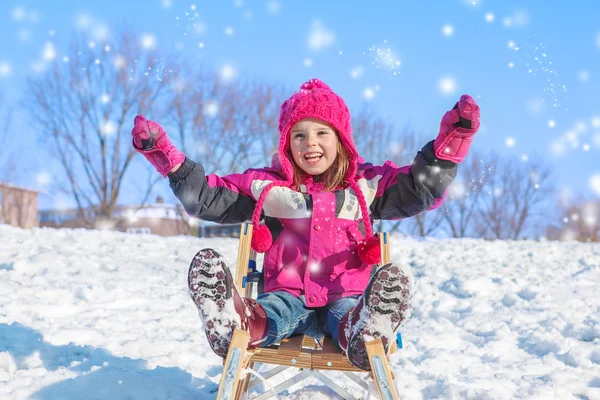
<box><xmin>475</xmin><ymin>154</ymin><xmax>555</xmax><ymax>240</ymax></box>
<box><xmin>349</xmin><ymin>107</ymin><xmax>410</xmax><ymax>233</ymax></box>
<box><xmin>441</xmin><ymin>152</ymin><xmax>488</xmax><ymax>237</ymax></box>
<box><xmin>24</xmin><ymin>30</ymin><xmax>173</xmax><ymax>227</ymax></box>
<box><xmin>161</xmin><ymin>70</ymin><xmax>288</xmax><ymax>233</ymax></box>
<box><xmin>164</xmin><ymin>70</ymin><xmax>286</xmax><ymax>175</ymax></box>
<box><xmin>376</xmin><ymin>125</ymin><xmax>446</xmax><ymax>236</ymax></box>
<box><xmin>352</xmin><ymin>105</ymin><xmax>400</xmax><ymax>166</ymax></box>
<box><xmin>0</xmin><ymin>91</ymin><xmax>14</xmax><ymax>181</ymax></box>
<box><xmin>546</xmin><ymin>197</ymin><xmax>599</xmax><ymax>242</ymax></box>
<box><xmin>384</xmin><ymin>207</ymin><xmax>445</xmax><ymax>237</ymax></box>
<box><xmin>0</xmin><ymin>92</ymin><xmax>38</xmax><ymax>230</ymax></box>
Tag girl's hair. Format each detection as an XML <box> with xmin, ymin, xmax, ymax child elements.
<box><xmin>288</xmin><ymin>136</ymin><xmax>350</xmax><ymax>192</ymax></box>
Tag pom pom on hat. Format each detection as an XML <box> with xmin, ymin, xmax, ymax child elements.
<box><xmin>251</xmin><ymin>224</ymin><xmax>273</xmax><ymax>253</ymax></box>
<box><xmin>299</xmin><ymin>78</ymin><xmax>332</xmax><ymax>91</ymax></box>
<box><xmin>357</xmin><ymin>236</ymin><xmax>381</xmax><ymax>265</ymax></box>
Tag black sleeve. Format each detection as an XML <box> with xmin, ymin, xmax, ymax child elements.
<box><xmin>168</xmin><ymin>158</ymin><xmax>257</xmax><ymax>224</ymax></box>
<box><xmin>370</xmin><ymin>141</ymin><xmax>458</xmax><ymax>220</ymax></box>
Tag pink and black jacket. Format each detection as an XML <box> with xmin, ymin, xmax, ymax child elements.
<box><xmin>169</xmin><ymin>140</ymin><xmax>456</xmax><ymax>308</ymax></box>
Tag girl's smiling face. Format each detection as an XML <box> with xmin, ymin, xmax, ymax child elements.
<box><xmin>289</xmin><ymin>118</ymin><xmax>339</xmax><ymax>176</ymax></box>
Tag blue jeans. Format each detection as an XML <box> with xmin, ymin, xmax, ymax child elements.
<box><xmin>256</xmin><ymin>291</ymin><xmax>359</xmax><ymax>347</ymax></box>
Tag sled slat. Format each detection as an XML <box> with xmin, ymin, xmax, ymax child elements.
<box><xmin>278</xmin><ymin>334</ymin><xmax>305</xmax><ymax>356</ymax></box>
<box><xmin>250</xmin><ymin>347</ymin><xmax>312</xmax><ymax>368</ymax></box>
<box><xmin>311</xmin><ymin>337</ymin><xmax>361</xmax><ymax>371</ymax></box>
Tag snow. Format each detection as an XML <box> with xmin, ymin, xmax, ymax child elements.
<box><xmin>1</xmin><ymin>224</ymin><xmax>599</xmax><ymax>399</ymax></box>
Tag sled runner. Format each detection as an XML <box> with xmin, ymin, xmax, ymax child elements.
<box><xmin>216</xmin><ymin>223</ymin><xmax>402</xmax><ymax>400</ymax></box>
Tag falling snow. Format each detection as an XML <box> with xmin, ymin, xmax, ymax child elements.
<box><xmin>11</xmin><ymin>7</ymin><xmax>26</xmax><ymax>21</ymax></box>
<box><xmin>527</xmin><ymin>97</ymin><xmax>545</xmax><ymax>115</ymax></box>
<box><xmin>220</xmin><ymin>64</ymin><xmax>236</xmax><ymax>81</ymax></box>
<box><xmin>140</xmin><ymin>34</ymin><xmax>156</xmax><ymax>50</ymax></box>
<box><xmin>366</xmin><ymin>41</ymin><xmax>401</xmax><ymax>78</ymax></box>
<box><xmin>590</xmin><ymin>175</ymin><xmax>600</xmax><ymax>196</ymax></box>
<box><xmin>307</xmin><ymin>20</ymin><xmax>335</xmax><ymax>52</ymax></box>
<box><xmin>113</xmin><ymin>55</ymin><xmax>126</xmax><ymax>69</ymax></box>
<box><xmin>42</xmin><ymin>42</ymin><xmax>56</xmax><ymax>61</ymax></box>
<box><xmin>441</xmin><ymin>24</ymin><xmax>454</xmax><ymax>37</ymax></box>
<box><xmin>204</xmin><ymin>102</ymin><xmax>219</xmax><ymax>118</ymax></box>
<box><xmin>75</xmin><ymin>13</ymin><xmax>93</xmax><ymax>30</ymax></box>
<box><xmin>0</xmin><ymin>0</ymin><xmax>598</xmax><ymax>238</ymax></box>
<box><xmin>439</xmin><ymin>76</ymin><xmax>457</xmax><ymax>95</ymax></box>
<box><xmin>502</xmin><ymin>9</ymin><xmax>530</xmax><ymax>29</ymax></box>
<box><xmin>0</xmin><ymin>62</ymin><xmax>12</xmax><ymax>78</ymax></box>
<box><xmin>102</xmin><ymin>120</ymin><xmax>116</xmax><ymax>137</ymax></box>
<box><xmin>550</xmin><ymin>116</ymin><xmax>600</xmax><ymax>161</ymax></box>
<box><xmin>362</xmin><ymin>85</ymin><xmax>380</xmax><ymax>101</ymax></box>
<box><xmin>514</xmin><ymin>40</ymin><xmax>569</xmax><ymax>109</ymax></box>
<box><xmin>349</xmin><ymin>65</ymin><xmax>364</xmax><ymax>79</ymax></box>
<box><xmin>578</xmin><ymin>70</ymin><xmax>591</xmax><ymax>82</ymax></box>
<box><xmin>265</xmin><ymin>1</ymin><xmax>282</xmax><ymax>15</ymax></box>
<box><xmin>35</xmin><ymin>171</ymin><xmax>51</xmax><ymax>187</ymax></box>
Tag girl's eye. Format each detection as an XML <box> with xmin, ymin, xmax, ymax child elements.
<box><xmin>318</xmin><ymin>131</ymin><xmax>328</xmax><ymax>135</ymax></box>
<box><xmin>293</xmin><ymin>133</ymin><xmax>305</xmax><ymax>138</ymax></box>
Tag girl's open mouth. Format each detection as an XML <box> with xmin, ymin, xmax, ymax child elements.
<box><xmin>304</xmin><ymin>152</ymin><xmax>323</xmax><ymax>164</ymax></box>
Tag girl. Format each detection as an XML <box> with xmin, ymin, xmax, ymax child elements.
<box><xmin>131</xmin><ymin>78</ymin><xmax>480</xmax><ymax>370</ymax></box>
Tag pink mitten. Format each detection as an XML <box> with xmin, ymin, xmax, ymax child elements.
<box><xmin>131</xmin><ymin>115</ymin><xmax>185</xmax><ymax>177</ymax></box>
<box><xmin>433</xmin><ymin>94</ymin><xmax>480</xmax><ymax>163</ymax></box>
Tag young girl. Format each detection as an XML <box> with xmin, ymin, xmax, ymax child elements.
<box><xmin>131</xmin><ymin>78</ymin><xmax>480</xmax><ymax>370</ymax></box>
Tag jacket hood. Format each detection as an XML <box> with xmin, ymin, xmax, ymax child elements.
<box><xmin>276</xmin><ymin>78</ymin><xmax>359</xmax><ymax>184</ymax></box>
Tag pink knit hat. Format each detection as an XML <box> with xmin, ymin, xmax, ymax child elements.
<box><xmin>250</xmin><ymin>78</ymin><xmax>381</xmax><ymax>265</ymax></box>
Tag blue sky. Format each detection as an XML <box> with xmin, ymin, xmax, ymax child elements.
<box><xmin>1</xmin><ymin>0</ymin><xmax>599</xmax><ymax>210</ymax></box>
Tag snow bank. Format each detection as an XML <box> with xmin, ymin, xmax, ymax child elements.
<box><xmin>0</xmin><ymin>225</ymin><xmax>598</xmax><ymax>399</ymax></box>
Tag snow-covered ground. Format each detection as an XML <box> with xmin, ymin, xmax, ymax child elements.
<box><xmin>0</xmin><ymin>224</ymin><xmax>599</xmax><ymax>400</ymax></box>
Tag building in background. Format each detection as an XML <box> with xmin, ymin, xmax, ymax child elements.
<box><xmin>197</xmin><ymin>220</ymin><xmax>242</xmax><ymax>238</ymax></box>
<box><xmin>40</xmin><ymin>197</ymin><xmax>192</xmax><ymax>237</ymax></box>
<box><xmin>37</xmin><ymin>196</ymin><xmax>244</xmax><ymax>238</ymax></box>
<box><xmin>0</xmin><ymin>182</ymin><xmax>40</xmax><ymax>229</ymax></box>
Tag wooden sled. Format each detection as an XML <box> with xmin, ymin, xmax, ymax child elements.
<box><xmin>216</xmin><ymin>223</ymin><xmax>402</xmax><ymax>400</ymax></box>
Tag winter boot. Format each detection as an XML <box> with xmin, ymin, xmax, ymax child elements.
<box><xmin>338</xmin><ymin>263</ymin><xmax>414</xmax><ymax>370</ymax></box>
<box><xmin>187</xmin><ymin>248</ymin><xmax>269</xmax><ymax>357</ymax></box>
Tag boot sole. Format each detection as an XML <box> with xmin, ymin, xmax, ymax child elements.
<box><xmin>188</xmin><ymin>248</ymin><xmax>239</xmax><ymax>357</ymax></box>
<box><xmin>347</xmin><ymin>264</ymin><xmax>413</xmax><ymax>370</ymax></box>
